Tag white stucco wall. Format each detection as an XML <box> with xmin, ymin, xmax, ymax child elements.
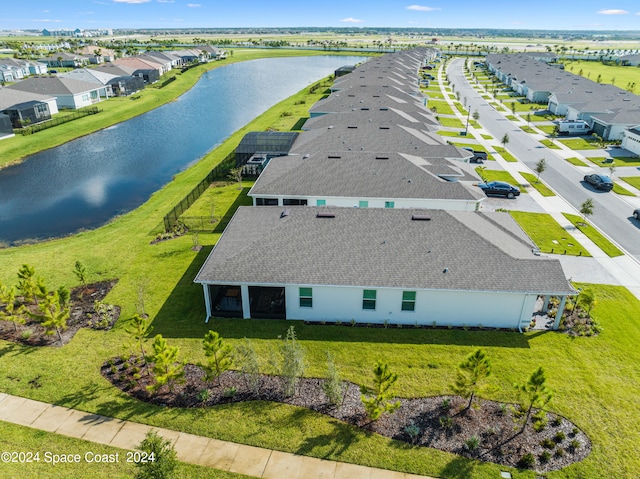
<box><xmin>284</xmin><ymin>284</ymin><xmax>537</xmax><ymax>330</ymax></box>
<box><xmin>252</xmin><ymin>195</ymin><xmax>481</xmax><ymax>212</ymax></box>
<box><xmin>621</xmin><ymin>129</ymin><xmax>640</xmax><ymax>156</ymax></box>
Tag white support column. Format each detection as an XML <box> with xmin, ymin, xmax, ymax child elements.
<box><xmin>241</xmin><ymin>284</ymin><xmax>251</xmax><ymax>319</ymax></box>
<box><xmin>542</xmin><ymin>295</ymin><xmax>551</xmax><ymax>312</ymax></box>
<box><xmin>552</xmin><ymin>296</ymin><xmax>567</xmax><ymax>330</ymax></box>
<box><xmin>202</xmin><ymin>284</ymin><xmax>211</xmax><ymax>323</ymax></box>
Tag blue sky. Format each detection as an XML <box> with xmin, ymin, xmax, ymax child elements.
<box><xmin>3</xmin><ymin>0</ymin><xmax>640</xmax><ymax>31</ymax></box>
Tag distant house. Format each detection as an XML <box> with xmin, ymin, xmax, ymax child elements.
<box><xmin>0</xmin><ymin>88</ymin><xmax>59</xmax><ymax>119</ymax></box>
<box><xmin>112</xmin><ymin>57</ymin><xmax>164</xmax><ymax>81</ymax></box>
<box><xmin>619</xmin><ymin>54</ymin><xmax>640</xmax><ymax>67</ymax></box>
<box><xmin>59</xmin><ymin>68</ymin><xmax>120</xmax><ymax>98</ymax></box>
<box><xmin>41</xmin><ymin>52</ymin><xmax>89</xmax><ymax>68</ymax></box>
<box><xmin>248</xmin><ymin>151</ymin><xmax>484</xmax><ymax>211</ymax></box>
<box><xmin>2</xmin><ymin>100</ymin><xmax>52</xmax><ymax>128</ymax></box>
<box><xmin>7</xmin><ymin>76</ymin><xmax>106</xmax><ymax>110</ymax></box>
<box><xmin>621</xmin><ymin>126</ymin><xmax>640</xmax><ymax>156</ymax></box>
<box><xmin>194</xmin><ymin>207</ymin><xmax>575</xmax><ymax>330</ymax></box>
<box><xmin>107</xmin><ymin>75</ymin><xmax>145</xmax><ymax>97</ymax></box>
<box><xmin>0</xmin><ymin>113</ymin><xmax>14</xmax><ymax>140</ymax></box>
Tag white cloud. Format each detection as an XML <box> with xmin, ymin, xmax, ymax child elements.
<box><xmin>597</xmin><ymin>9</ymin><xmax>629</xmax><ymax>15</ymax></box>
<box><xmin>112</xmin><ymin>0</ymin><xmax>151</xmax><ymax>4</ymax></box>
<box><xmin>187</xmin><ymin>3</ymin><xmax>201</xmax><ymax>7</ymax></box>
<box><xmin>340</xmin><ymin>17</ymin><xmax>364</xmax><ymax>23</ymax></box>
<box><xmin>406</xmin><ymin>5</ymin><xmax>441</xmax><ymax>12</ymax></box>
<box><xmin>33</xmin><ymin>19</ymin><xmax>62</xmax><ymax>23</ymax></box>
<box><xmin>157</xmin><ymin>0</ymin><xmax>175</xmax><ymax>3</ymax></box>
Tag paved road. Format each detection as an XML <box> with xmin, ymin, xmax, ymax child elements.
<box><xmin>446</xmin><ymin>58</ymin><xmax>640</xmax><ymax>261</ymax></box>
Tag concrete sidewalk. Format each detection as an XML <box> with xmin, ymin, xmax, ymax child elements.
<box><xmin>0</xmin><ymin>392</ymin><xmax>437</xmax><ymax>479</ymax></box>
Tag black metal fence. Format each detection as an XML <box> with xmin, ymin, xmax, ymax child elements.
<box><xmin>18</xmin><ymin>106</ymin><xmax>101</xmax><ymax>135</ymax></box>
<box><xmin>162</xmin><ymin>150</ymin><xmax>236</xmax><ymax>232</ymax></box>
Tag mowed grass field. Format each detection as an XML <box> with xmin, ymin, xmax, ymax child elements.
<box><xmin>563</xmin><ymin>59</ymin><xmax>640</xmax><ymax>90</ymax></box>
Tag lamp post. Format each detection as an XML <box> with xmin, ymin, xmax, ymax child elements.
<box><xmin>465</xmin><ymin>109</ymin><xmax>471</xmax><ymax>136</ymax></box>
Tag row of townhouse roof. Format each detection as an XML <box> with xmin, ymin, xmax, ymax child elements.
<box><xmin>0</xmin><ymin>46</ymin><xmax>227</xmax><ymax>133</ymax></box>
<box><xmin>486</xmin><ymin>53</ymin><xmax>640</xmax><ymax>147</ymax></box>
<box><xmin>194</xmin><ymin>47</ymin><xmax>575</xmax><ymax>331</ymax></box>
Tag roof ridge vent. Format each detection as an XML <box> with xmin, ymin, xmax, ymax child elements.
<box><xmin>316</xmin><ymin>212</ymin><xmax>335</xmax><ymax>218</ymax></box>
<box><xmin>327</xmin><ymin>154</ymin><xmax>342</xmax><ymax>159</ymax></box>
<box><xmin>412</xmin><ymin>214</ymin><xmax>431</xmax><ymax>221</ymax></box>
<box><xmin>375</xmin><ymin>155</ymin><xmax>390</xmax><ymax>160</ymax></box>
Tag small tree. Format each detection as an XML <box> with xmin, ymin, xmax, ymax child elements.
<box><xmin>472</xmin><ymin>111</ymin><xmax>480</xmax><ymax>122</ymax></box>
<box><xmin>57</xmin><ymin>285</ymin><xmax>70</xmax><ymax>309</ymax></box>
<box><xmin>126</xmin><ymin>313</ymin><xmax>154</xmax><ymax>371</ymax></box>
<box><xmin>0</xmin><ymin>286</ymin><xmax>24</xmax><ymax>332</ymax></box>
<box><xmin>201</xmin><ymin>330</ymin><xmax>233</xmax><ymax>386</ymax></box>
<box><xmin>578</xmin><ymin>288</ymin><xmax>596</xmax><ymax>313</ymax></box>
<box><xmin>17</xmin><ymin>264</ymin><xmax>37</xmax><ymax>304</ymax></box>
<box><xmin>147</xmin><ymin>334</ymin><xmax>185</xmax><ymax>393</ymax></box>
<box><xmin>134</xmin><ymin>430</ymin><xmax>177</xmax><ymax>479</ymax></box>
<box><xmin>236</xmin><ymin>338</ymin><xmax>261</xmax><ymax>394</ymax></box>
<box><xmin>514</xmin><ymin>366</ymin><xmax>552</xmax><ymax>433</ymax></box>
<box><xmin>534</xmin><ymin>158</ymin><xmax>547</xmax><ymax>182</ymax></box>
<box><xmin>608</xmin><ymin>164</ymin><xmax>616</xmax><ymax>179</ymax></box>
<box><xmin>273</xmin><ymin>326</ymin><xmax>306</xmax><ymax>397</ymax></box>
<box><xmin>526</xmin><ymin>112</ymin><xmax>532</xmax><ymax>128</ymax></box>
<box><xmin>501</xmin><ymin>133</ymin><xmax>510</xmax><ymax>148</ymax></box>
<box><xmin>228</xmin><ymin>167</ymin><xmax>243</xmax><ymax>190</ymax></box>
<box><xmin>450</xmin><ymin>349</ymin><xmax>492</xmax><ymax>410</ymax></box>
<box><xmin>322</xmin><ymin>351</ymin><xmax>346</xmax><ymax>407</ymax></box>
<box><xmin>360</xmin><ymin>360</ymin><xmax>401</xmax><ymax>422</ymax></box>
<box><xmin>27</xmin><ymin>291</ymin><xmax>69</xmax><ymax>341</ymax></box>
<box><xmin>579</xmin><ymin>198</ymin><xmax>594</xmax><ymax>224</ymax></box>
<box><xmin>73</xmin><ymin>260</ymin><xmax>87</xmax><ymax>289</ymax></box>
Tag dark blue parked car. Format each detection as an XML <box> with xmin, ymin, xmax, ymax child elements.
<box><xmin>583</xmin><ymin>174</ymin><xmax>613</xmax><ymax>191</ymax></box>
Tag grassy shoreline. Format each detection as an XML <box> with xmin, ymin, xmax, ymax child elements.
<box><xmin>0</xmin><ymin>49</ymin><xmax>372</xmax><ymax>170</ymax></box>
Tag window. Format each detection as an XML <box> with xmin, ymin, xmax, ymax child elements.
<box><xmin>316</xmin><ymin>199</ymin><xmax>326</xmax><ymax>206</ymax></box>
<box><xmin>363</xmin><ymin>290</ymin><xmax>376</xmax><ymax>310</ymax></box>
<box><xmin>401</xmin><ymin>291</ymin><xmax>416</xmax><ymax>311</ymax></box>
<box><xmin>384</xmin><ymin>201</ymin><xmax>395</xmax><ymax>208</ymax></box>
<box><xmin>358</xmin><ymin>200</ymin><xmax>368</xmax><ymax>208</ymax></box>
<box><xmin>299</xmin><ymin>287</ymin><xmax>312</xmax><ymax>308</ymax></box>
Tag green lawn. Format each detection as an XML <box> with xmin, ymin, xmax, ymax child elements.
<box><xmin>428</xmin><ymin>100</ymin><xmax>455</xmax><ymax>115</ymax></box>
<box><xmin>424</xmin><ymin>90</ymin><xmax>445</xmax><ymax>99</ymax></box>
<box><xmin>438</xmin><ymin>116</ymin><xmax>465</xmax><ymax>128</ymax></box>
<box><xmin>605</xmin><ymin>156</ymin><xmax>640</xmax><ymax>168</ymax></box>
<box><xmin>557</xmin><ymin>138</ymin><xmax>601</xmax><ymax>150</ymax></box>
<box><xmin>475</xmin><ymin>167</ymin><xmax>524</xmax><ymax>190</ymax></box>
<box><xmin>0</xmin><ymin>422</ymin><xmax>252</xmax><ymax>479</ymax></box>
<box><xmin>535</xmin><ymin>125</ymin><xmax>557</xmax><ymax>135</ymax></box>
<box><xmin>613</xmin><ymin>182</ymin><xmax>636</xmax><ymax>196</ymax></box>
<box><xmin>493</xmin><ymin>145</ymin><xmax>518</xmax><ymax>162</ymax></box>
<box><xmin>562</xmin><ymin>213</ymin><xmax>624</xmax><ymax>257</ymax></box>
<box><xmin>436</xmin><ymin>129</ymin><xmax>463</xmax><ymax>137</ymax></box>
<box><xmin>480</xmin><ymin>134</ymin><xmax>493</xmax><ymax>140</ymax></box>
<box><xmin>519</xmin><ymin>172</ymin><xmax>556</xmax><ymax>196</ymax></box>
<box><xmin>565</xmin><ymin>157</ymin><xmax>589</xmax><ymax>167</ymax></box>
<box><xmin>539</xmin><ymin>139</ymin><xmax>561</xmax><ymax>149</ymax></box>
<box><xmin>564</xmin><ymin>59</ymin><xmax>640</xmax><ymax>90</ymax></box>
<box><xmin>509</xmin><ymin>211</ymin><xmax>589</xmax><ymax>256</ymax></box>
<box><xmin>620</xmin><ymin>176</ymin><xmax>640</xmax><ymax>191</ymax></box>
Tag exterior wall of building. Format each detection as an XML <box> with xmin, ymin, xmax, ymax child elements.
<box><xmin>283</xmin><ymin>284</ymin><xmax>537</xmax><ymax>330</ymax></box>
<box><xmin>251</xmin><ymin>195</ymin><xmax>481</xmax><ymax>212</ymax></box>
<box><xmin>621</xmin><ymin>130</ymin><xmax>640</xmax><ymax>156</ymax></box>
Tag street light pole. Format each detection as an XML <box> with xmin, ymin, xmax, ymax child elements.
<box><xmin>465</xmin><ymin>109</ymin><xmax>471</xmax><ymax>136</ymax></box>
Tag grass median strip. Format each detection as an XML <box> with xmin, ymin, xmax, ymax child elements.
<box><xmin>562</xmin><ymin>213</ymin><xmax>624</xmax><ymax>257</ymax></box>
<box><xmin>493</xmin><ymin>145</ymin><xmax>518</xmax><ymax>162</ymax></box>
<box><xmin>519</xmin><ymin>172</ymin><xmax>555</xmax><ymax>196</ymax></box>
<box><xmin>509</xmin><ymin>211</ymin><xmax>590</xmax><ymax>256</ymax></box>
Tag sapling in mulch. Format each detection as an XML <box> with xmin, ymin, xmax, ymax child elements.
<box><xmin>272</xmin><ymin>326</ymin><xmax>306</xmax><ymax>397</ymax></box>
<box><xmin>236</xmin><ymin>338</ymin><xmax>261</xmax><ymax>394</ymax></box>
<box><xmin>514</xmin><ymin>366</ymin><xmax>553</xmax><ymax>434</ymax></box>
<box><xmin>360</xmin><ymin>360</ymin><xmax>401</xmax><ymax>423</ymax></box>
<box><xmin>201</xmin><ymin>330</ymin><xmax>233</xmax><ymax>387</ymax></box>
<box><xmin>126</xmin><ymin>313</ymin><xmax>154</xmax><ymax>373</ymax></box>
<box><xmin>322</xmin><ymin>350</ymin><xmax>345</xmax><ymax>407</ymax></box>
<box><xmin>147</xmin><ymin>334</ymin><xmax>185</xmax><ymax>393</ymax></box>
<box><xmin>450</xmin><ymin>348</ymin><xmax>493</xmax><ymax>410</ymax></box>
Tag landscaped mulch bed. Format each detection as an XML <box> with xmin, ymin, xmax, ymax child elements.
<box><xmin>103</xmin><ymin>358</ymin><xmax>590</xmax><ymax>473</ymax></box>
<box><xmin>0</xmin><ymin>280</ymin><xmax>120</xmax><ymax>347</ymax></box>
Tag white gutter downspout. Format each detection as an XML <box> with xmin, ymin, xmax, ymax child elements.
<box><xmin>518</xmin><ymin>294</ymin><xmax>530</xmax><ymax>333</ymax></box>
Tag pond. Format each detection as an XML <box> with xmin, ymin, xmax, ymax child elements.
<box><xmin>0</xmin><ymin>55</ymin><xmax>365</xmax><ymax>245</ymax></box>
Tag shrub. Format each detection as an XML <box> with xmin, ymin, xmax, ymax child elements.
<box><xmin>134</xmin><ymin>430</ymin><xmax>177</xmax><ymax>479</ymax></box>
<box><xmin>570</xmin><ymin>439</ymin><xmax>581</xmax><ymax>450</ymax></box>
<box><xmin>197</xmin><ymin>389</ymin><xmax>210</xmax><ymax>402</ymax></box>
<box><xmin>20</xmin><ymin>329</ymin><xmax>33</xmax><ymax>340</ymax></box>
<box><xmin>465</xmin><ymin>434</ymin><xmax>480</xmax><ymax>451</ymax></box>
<box><xmin>541</xmin><ymin>438</ymin><xmax>555</xmax><ymax>449</ymax></box>
<box><xmin>517</xmin><ymin>452</ymin><xmax>535</xmax><ymax>468</ymax></box>
<box><xmin>540</xmin><ymin>450</ymin><xmax>551</xmax><ymax>463</ymax></box>
<box><xmin>404</xmin><ymin>422</ymin><xmax>420</xmax><ymax>444</ymax></box>
<box><xmin>553</xmin><ymin>431</ymin><xmax>566</xmax><ymax>443</ymax></box>
<box><xmin>222</xmin><ymin>387</ymin><xmax>237</xmax><ymax>398</ymax></box>
<box><xmin>322</xmin><ymin>351</ymin><xmax>345</xmax><ymax>407</ymax></box>
<box><xmin>555</xmin><ymin>447</ymin><xmax>566</xmax><ymax>457</ymax></box>
<box><xmin>439</xmin><ymin>415</ymin><xmax>453</xmax><ymax>429</ymax></box>
<box><xmin>360</xmin><ymin>360</ymin><xmax>401</xmax><ymax>422</ymax></box>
